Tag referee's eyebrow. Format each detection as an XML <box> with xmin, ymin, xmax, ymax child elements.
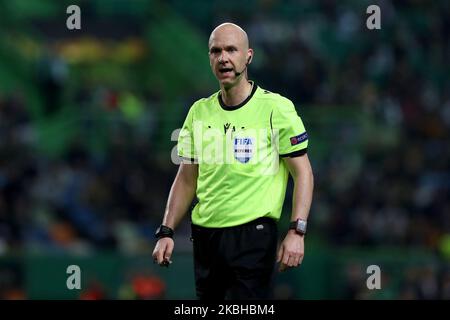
<box><xmin>209</xmin><ymin>45</ymin><xmax>238</xmax><ymax>54</ymax></box>
<box><xmin>209</xmin><ymin>46</ymin><xmax>221</xmax><ymax>54</ymax></box>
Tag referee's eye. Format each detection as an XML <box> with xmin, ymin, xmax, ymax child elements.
<box><xmin>225</xmin><ymin>46</ymin><xmax>237</xmax><ymax>53</ymax></box>
<box><xmin>210</xmin><ymin>47</ymin><xmax>221</xmax><ymax>54</ymax></box>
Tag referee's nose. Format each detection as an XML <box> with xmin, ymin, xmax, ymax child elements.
<box><xmin>218</xmin><ymin>51</ymin><xmax>228</xmax><ymax>64</ymax></box>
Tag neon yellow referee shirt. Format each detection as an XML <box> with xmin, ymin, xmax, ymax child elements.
<box><xmin>178</xmin><ymin>83</ymin><xmax>308</xmax><ymax>228</ymax></box>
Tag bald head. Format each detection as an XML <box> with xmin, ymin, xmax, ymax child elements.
<box><xmin>209</xmin><ymin>23</ymin><xmax>249</xmax><ymax>50</ymax></box>
<box><xmin>208</xmin><ymin>22</ymin><xmax>253</xmax><ymax>88</ymax></box>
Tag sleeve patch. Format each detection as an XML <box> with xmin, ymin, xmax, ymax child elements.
<box><xmin>290</xmin><ymin>132</ymin><xmax>308</xmax><ymax>146</ymax></box>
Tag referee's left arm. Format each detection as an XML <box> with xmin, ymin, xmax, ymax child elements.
<box><xmin>277</xmin><ymin>153</ymin><xmax>314</xmax><ymax>272</ymax></box>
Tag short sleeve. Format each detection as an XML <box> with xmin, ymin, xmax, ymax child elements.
<box><xmin>271</xmin><ymin>99</ymin><xmax>308</xmax><ymax>156</ymax></box>
<box><xmin>177</xmin><ymin>106</ymin><xmax>197</xmax><ymax>160</ymax></box>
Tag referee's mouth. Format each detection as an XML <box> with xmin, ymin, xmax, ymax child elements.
<box><xmin>218</xmin><ymin>67</ymin><xmax>234</xmax><ymax>77</ymax></box>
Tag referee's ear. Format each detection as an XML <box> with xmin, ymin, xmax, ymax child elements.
<box><xmin>247</xmin><ymin>48</ymin><xmax>253</xmax><ymax>65</ymax></box>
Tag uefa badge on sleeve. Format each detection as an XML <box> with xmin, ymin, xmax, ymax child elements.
<box><xmin>234</xmin><ymin>137</ymin><xmax>254</xmax><ymax>163</ymax></box>
<box><xmin>290</xmin><ymin>132</ymin><xmax>308</xmax><ymax>146</ymax></box>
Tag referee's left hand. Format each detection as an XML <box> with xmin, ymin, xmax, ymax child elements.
<box><xmin>277</xmin><ymin>230</ymin><xmax>305</xmax><ymax>272</ymax></box>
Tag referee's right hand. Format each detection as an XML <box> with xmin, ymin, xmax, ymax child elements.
<box><xmin>152</xmin><ymin>238</ymin><xmax>174</xmax><ymax>267</ymax></box>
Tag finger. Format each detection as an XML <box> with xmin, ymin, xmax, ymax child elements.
<box><xmin>164</xmin><ymin>243</ymin><xmax>173</xmax><ymax>262</ymax></box>
<box><xmin>288</xmin><ymin>255</ymin><xmax>296</xmax><ymax>267</ymax></box>
<box><xmin>152</xmin><ymin>244</ymin><xmax>160</xmax><ymax>263</ymax></box>
<box><xmin>156</xmin><ymin>242</ymin><xmax>165</xmax><ymax>264</ymax></box>
<box><xmin>152</xmin><ymin>248</ymin><xmax>158</xmax><ymax>262</ymax></box>
<box><xmin>290</xmin><ymin>253</ymin><xmax>302</xmax><ymax>267</ymax></box>
<box><xmin>292</xmin><ymin>255</ymin><xmax>300</xmax><ymax>267</ymax></box>
<box><xmin>282</xmin><ymin>252</ymin><xmax>290</xmax><ymax>266</ymax></box>
<box><xmin>279</xmin><ymin>252</ymin><xmax>290</xmax><ymax>272</ymax></box>
<box><xmin>277</xmin><ymin>246</ymin><xmax>284</xmax><ymax>263</ymax></box>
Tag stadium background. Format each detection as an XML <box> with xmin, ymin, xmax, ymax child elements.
<box><xmin>0</xmin><ymin>0</ymin><xmax>449</xmax><ymax>299</ymax></box>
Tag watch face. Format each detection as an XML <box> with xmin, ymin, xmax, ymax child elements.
<box><xmin>297</xmin><ymin>220</ymin><xmax>307</xmax><ymax>234</ymax></box>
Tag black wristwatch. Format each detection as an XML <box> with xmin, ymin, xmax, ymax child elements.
<box><xmin>155</xmin><ymin>225</ymin><xmax>174</xmax><ymax>240</ymax></box>
<box><xmin>289</xmin><ymin>219</ymin><xmax>307</xmax><ymax>236</ymax></box>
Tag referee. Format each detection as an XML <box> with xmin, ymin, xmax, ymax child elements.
<box><xmin>152</xmin><ymin>22</ymin><xmax>314</xmax><ymax>300</ymax></box>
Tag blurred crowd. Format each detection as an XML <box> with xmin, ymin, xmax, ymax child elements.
<box><xmin>1</xmin><ymin>0</ymin><xmax>450</xmax><ymax>299</ymax></box>
<box><xmin>0</xmin><ymin>89</ymin><xmax>171</xmax><ymax>255</ymax></box>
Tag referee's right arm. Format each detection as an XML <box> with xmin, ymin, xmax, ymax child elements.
<box><xmin>152</xmin><ymin>161</ymin><xmax>198</xmax><ymax>266</ymax></box>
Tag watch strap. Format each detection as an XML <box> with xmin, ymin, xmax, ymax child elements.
<box><xmin>289</xmin><ymin>219</ymin><xmax>307</xmax><ymax>235</ymax></box>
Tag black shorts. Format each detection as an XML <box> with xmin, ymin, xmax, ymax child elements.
<box><xmin>191</xmin><ymin>217</ymin><xmax>278</xmax><ymax>300</ymax></box>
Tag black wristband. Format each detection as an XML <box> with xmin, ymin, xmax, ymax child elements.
<box><xmin>155</xmin><ymin>225</ymin><xmax>174</xmax><ymax>240</ymax></box>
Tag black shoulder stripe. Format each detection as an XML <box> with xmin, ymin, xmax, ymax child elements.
<box><xmin>280</xmin><ymin>148</ymin><xmax>307</xmax><ymax>158</ymax></box>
